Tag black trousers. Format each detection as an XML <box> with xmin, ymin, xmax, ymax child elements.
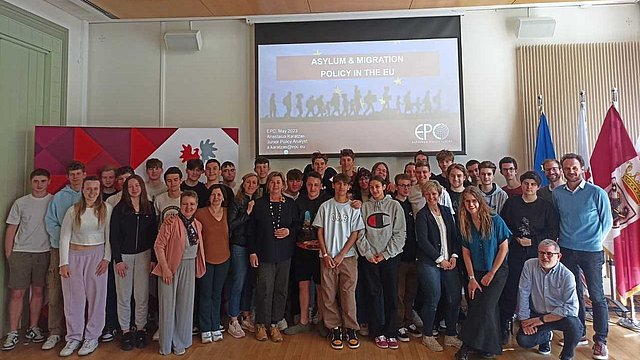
<box><xmin>360</xmin><ymin>255</ymin><xmax>401</xmax><ymax>338</ymax></box>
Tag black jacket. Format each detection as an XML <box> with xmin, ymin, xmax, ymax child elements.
<box><xmin>110</xmin><ymin>201</ymin><xmax>158</xmax><ymax>263</ymax></box>
<box><xmin>228</xmin><ymin>196</ymin><xmax>252</xmax><ymax>247</ymax></box>
<box><xmin>415</xmin><ymin>204</ymin><xmax>461</xmax><ymax>266</ymax></box>
<box><xmin>248</xmin><ymin>196</ymin><xmax>300</xmax><ymax>263</ymax></box>
<box><xmin>396</xmin><ymin>198</ymin><xmax>417</xmax><ymax>263</ymax></box>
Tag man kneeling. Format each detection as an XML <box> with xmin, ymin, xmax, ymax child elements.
<box><xmin>516</xmin><ymin>239</ymin><xmax>582</xmax><ymax>360</ymax></box>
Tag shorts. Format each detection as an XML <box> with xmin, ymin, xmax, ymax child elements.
<box><xmin>291</xmin><ymin>247</ymin><xmax>321</xmax><ymax>284</ymax></box>
<box><xmin>8</xmin><ymin>251</ymin><xmax>50</xmax><ymax>289</ymax></box>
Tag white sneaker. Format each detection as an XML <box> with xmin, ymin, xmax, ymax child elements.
<box><xmin>78</xmin><ymin>339</ymin><xmax>98</xmax><ymax>356</ymax></box>
<box><xmin>201</xmin><ymin>331</ymin><xmax>212</xmax><ymax>344</ymax></box>
<box><xmin>42</xmin><ymin>335</ymin><xmax>62</xmax><ymax>350</ymax></box>
<box><xmin>25</xmin><ymin>327</ymin><xmax>46</xmax><ymax>343</ymax></box>
<box><xmin>2</xmin><ymin>331</ymin><xmax>19</xmax><ymax>351</ymax></box>
<box><xmin>212</xmin><ymin>330</ymin><xmax>223</xmax><ymax>342</ymax></box>
<box><xmin>59</xmin><ymin>340</ymin><xmax>81</xmax><ymax>357</ymax></box>
<box><xmin>152</xmin><ymin>330</ymin><xmax>160</xmax><ymax>341</ymax></box>
<box><xmin>277</xmin><ymin>318</ymin><xmax>288</xmax><ymax>331</ymax></box>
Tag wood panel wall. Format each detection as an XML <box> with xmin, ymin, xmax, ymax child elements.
<box><xmin>517</xmin><ymin>42</ymin><xmax>640</xmax><ymax>169</ymax></box>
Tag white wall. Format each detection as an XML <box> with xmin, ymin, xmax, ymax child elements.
<box><xmin>6</xmin><ymin>0</ymin><xmax>89</xmax><ymax>124</ymax></box>
<box><xmin>86</xmin><ymin>4</ymin><xmax>640</xmax><ymax>182</ymax></box>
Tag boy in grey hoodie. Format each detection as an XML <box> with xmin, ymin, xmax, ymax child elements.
<box><xmin>356</xmin><ymin>176</ymin><xmax>406</xmax><ymax>350</ymax></box>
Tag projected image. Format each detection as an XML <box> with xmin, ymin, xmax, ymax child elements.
<box><xmin>257</xmin><ymin>38</ymin><xmax>462</xmax><ymax>156</ymax></box>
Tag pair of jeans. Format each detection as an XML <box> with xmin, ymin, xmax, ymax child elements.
<box><xmin>516</xmin><ymin>314</ymin><xmax>583</xmax><ymax>360</ymax></box>
<box><xmin>560</xmin><ymin>248</ymin><xmax>608</xmax><ymax>344</ymax></box>
<box><xmin>416</xmin><ymin>261</ymin><xmax>461</xmax><ymax>336</ymax></box>
<box><xmin>227</xmin><ymin>245</ymin><xmax>249</xmax><ymax>318</ymax></box>
<box><xmin>198</xmin><ymin>260</ymin><xmax>230</xmax><ymax>332</ymax></box>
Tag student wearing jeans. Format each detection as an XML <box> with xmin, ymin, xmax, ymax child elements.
<box><xmin>314</xmin><ymin>173</ymin><xmax>365</xmax><ymax>350</ymax></box>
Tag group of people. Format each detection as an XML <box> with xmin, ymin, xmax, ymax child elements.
<box><xmin>3</xmin><ymin>148</ymin><xmax>613</xmax><ymax>360</ymax></box>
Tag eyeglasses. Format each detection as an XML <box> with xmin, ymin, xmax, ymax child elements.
<box><xmin>397</xmin><ymin>184</ymin><xmax>411</xmax><ymax>188</ymax></box>
<box><xmin>538</xmin><ymin>251</ymin><xmax>559</xmax><ymax>257</ymax></box>
<box><xmin>544</xmin><ymin>167</ymin><xmax>560</xmax><ymax>173</ymax></box>
<box><xmin>501</xmin><ymin>167</ymin><xmax>516</xmax><ymax>172</ymax></box>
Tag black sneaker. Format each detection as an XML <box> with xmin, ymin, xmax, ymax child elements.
<box><xmin>407</xmin><ymin>324</ymin><xmax>422</xmax><ymax>337</ymax></box>
<box><xmin>120</xmin><ymin>332</ymin><xmax>134</xmax><ymax>351</ymax></box>
<box><xmin>397</xmin><ymin>327</ymin><xmax>410</xmax><ymax>342</ymax></box>
<box><xmin>330</xmin><ymin>327</ymin><xmax>343</xmax><ymax>350</ymax></box>
<box><xmin>455</xmin><ymin>344</ymin><xmax>472</xmax><ymax>360</ymax></box>
<box><xmin>135</xmin><ymin>330</ymin><xmax>147</xmax><ymax>349</ymax></box>
<box><xmin>345</xmin><ymin>328</ymin><xmax>359</xmax><ymax>349</ymax></box>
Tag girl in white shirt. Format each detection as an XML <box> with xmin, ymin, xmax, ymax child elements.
<box><xmin>58</xmin><ymin>176</ymin><xmax>112</xmax><ymax>357</ymax></box>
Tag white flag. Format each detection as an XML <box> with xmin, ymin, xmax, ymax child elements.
<box><xmin>577</xmin><ymin>101</ymin><xmax>592</xmax><ymax>180</ymax></box>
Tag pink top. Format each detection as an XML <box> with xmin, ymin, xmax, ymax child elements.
<box><xmin>152</xmin><ymin>215</ymin><xmax>206</xmax><ymax>278</ymax></box>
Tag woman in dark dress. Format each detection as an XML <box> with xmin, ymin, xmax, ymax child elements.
<box><xmin>456</xmin><ymin>186</ymin><xmax>511</xmax><ymax>360</ymax></box>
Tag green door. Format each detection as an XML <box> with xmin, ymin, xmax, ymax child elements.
<box><xmin>0</xmin><ymin>1</ymin><xmax>67</xmax><ymax>333</ymax></box>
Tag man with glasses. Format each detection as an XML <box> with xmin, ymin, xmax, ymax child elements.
<box><xmin>537</xmin><ymin>159</ymin><xmax>565</xmax><ymax>203</ymax></box>
<box><xmin>499</xmin><ymin>171</ymin><xmax>558</xmax><ymax>345</ymax></box>
<box><xmin>515</xmin><ymin>239</ymin><xmax>581</xmax><ymax>360</ymax></box>
<box><xmin>552</xmin><ymin>153</ymin><xmax>612</xmax><ymax>360</ymax></box>
<box><xmin>499</xmin><ymin>157</ymin><xmax>522</xmax><ymax>197</ymax></box>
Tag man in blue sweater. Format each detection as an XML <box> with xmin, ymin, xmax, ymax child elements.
<box><xmin>552</xmin><ymin>153</ymin><xmax>612</xmax><ymax>360</ymax></box>
<box><xmin>42</xmin><ymin>160</ymin><xmax>86</xmax><ymax>350</ymax></box>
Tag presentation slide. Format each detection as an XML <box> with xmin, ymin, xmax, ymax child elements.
<box><xmin>257</xmin><ymin>38</ymin><xmax>463</xmax><ymax>157</ymax></box>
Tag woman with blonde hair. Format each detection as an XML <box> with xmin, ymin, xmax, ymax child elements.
<box><xmin>153</xmin><ymin>191</ymin><xmax>206</xmax><ymax>356</ymax></box>
<box><xmin>249</xmin><ymin>171</ymin><xmax>299</xmax><ymax>342</ymax></box>
<box><xmin>58</xmin><ymin>176</ymin><xmax>112</xmax><ymax>357</ymax></box>
<box><xmin>231</xmin><ymin>173</ymin><xmax>259</xmax><ymax>335</ymax></box>
<box><xmin>455</xmin><ymin>186</ymin><xmax>510</xmax><ymax>360</ymax></box>
<box><xmin>415</xmin><ymin>181</ymin><xmax>462</xmax><ymax>352</ymax></box>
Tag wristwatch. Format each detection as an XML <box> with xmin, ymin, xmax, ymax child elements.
<box><xmin>539</xmin><ymin>315</ymin><xmax>546</xmax><ymax>324</ymax></box>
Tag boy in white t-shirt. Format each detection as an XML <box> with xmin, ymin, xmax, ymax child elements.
<box><xmin>313</xmin><ymin>173</ymin><xmax>364</xmax><ymax>351</ymax></box>
<box><xmin>3</xmin><ymin>169</ymin><xmax>53</xmax><ymax>350</ymax></box>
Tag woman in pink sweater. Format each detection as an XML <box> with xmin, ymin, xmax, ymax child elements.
<box><xmin>152</xmin><ymin>190</ymin><xmax>206</xmax><ymax>355</ymax></box>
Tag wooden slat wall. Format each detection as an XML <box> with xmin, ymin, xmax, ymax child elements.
<box><xmin>517</xmin><ymin>42</ymin><xmax>640</xmax><ymax>169</ymax></box>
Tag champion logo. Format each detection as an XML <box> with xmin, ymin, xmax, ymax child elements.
<box><xmin>367</xmin><ymin>213</ymin><xmax>390</xmax><ymax>229</ymax></box>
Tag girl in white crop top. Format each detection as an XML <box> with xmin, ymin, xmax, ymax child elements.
<box><xmin>58</xmin><ymin>177</ymin><xmax>112</xmax><ymax>356</ymax></box>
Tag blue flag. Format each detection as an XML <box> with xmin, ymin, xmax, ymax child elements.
<box><xmin>533</xmin><ymin>112</ymin><xmax>556</xmax><ymax>186</ymax></box>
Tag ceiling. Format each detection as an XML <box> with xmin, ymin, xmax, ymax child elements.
<box><xmin>83</xmin><ymin>0</ymin><xmax>608</xmax><ymax>19</ymax></box>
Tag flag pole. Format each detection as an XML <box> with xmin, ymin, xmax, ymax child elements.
<box><xmin>537</xmin><ymin>94</ymin><xmax>544</xmax><ymax>115</ymax></box>
<box><xmin>611</xmin><ymin>88</ymin><xmax>640</xmax><ymax>331</ymax></box>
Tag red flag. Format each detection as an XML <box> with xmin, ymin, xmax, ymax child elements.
<box><xmin>591</xmin><ymin>106</ymin><xmax>640</xmax><ymax>299</ymax></box>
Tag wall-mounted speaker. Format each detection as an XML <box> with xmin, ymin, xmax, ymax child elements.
<box><xmin>163</xmin><ymin>30</ymin><xmax>202</xmax><ymax>51</ymax></box>
<box><xmin>516</xmin><ymin>17</ymin><xmax>556</xmax><ymax>39</ymax></box>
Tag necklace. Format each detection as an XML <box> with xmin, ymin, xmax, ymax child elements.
<box><xmin>269</xmin><ymin>197</ymin><xmax>283</xmax><ymax>229</ymax></box>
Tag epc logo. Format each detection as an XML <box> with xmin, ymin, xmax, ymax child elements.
<box><xmin>414</xmin><ymin>123</ymin><xmax>450</xmax><ymax>141</ymax></box>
